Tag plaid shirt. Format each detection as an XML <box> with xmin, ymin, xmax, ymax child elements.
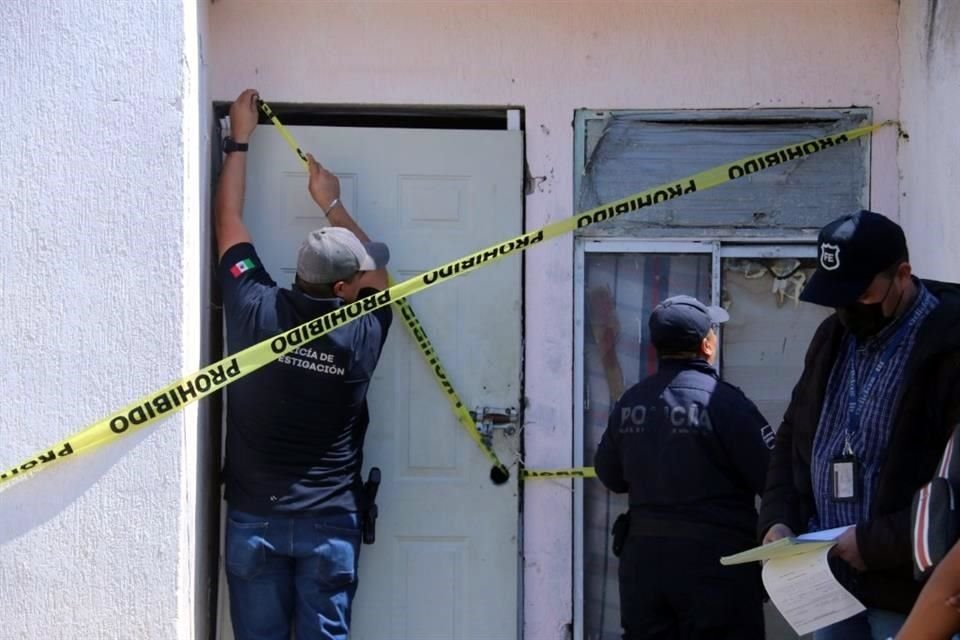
<box><xmin>811</xmin><ymin>281</ymin><xmax>939</xmax><ymax>530</ymax></box>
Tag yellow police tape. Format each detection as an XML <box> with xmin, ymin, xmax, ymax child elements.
<box><xmin>0</xmin><ymin>119</ymin><xmax>890</xmax><ymax>486</ymax></box>
<box><xmin>257</xmin><ymin>100</ymin><xmax>511</xmax><ymax>482</ymax></box>
<box><xmin>523</xmin><ymin>467</ymin><xmax>598</xmax><ymax>479</ymax></box>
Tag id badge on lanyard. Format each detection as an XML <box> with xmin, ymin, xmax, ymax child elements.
<box><xmin>830</xmin><ymin>437</ymin><xmax>860</xmax><ymax>502</ymax></box>
<box><xmin>831</xmin><ymin>313</ymin><xmax>915</xmax><ymax>504</ymax></box>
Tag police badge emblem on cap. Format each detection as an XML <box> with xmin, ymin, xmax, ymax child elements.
<box><xmin>819</xmin><ymin>243</ymin><xmax>841</xmax><ymax>271</ymax></box>
<box><xmin>800</xmin><ymin>210</ymin><xmax>908</xmax><ymax>308</ymax></box>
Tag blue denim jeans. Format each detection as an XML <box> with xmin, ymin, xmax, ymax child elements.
<box><xmin>813</xmin><ymin>609</ymin><xmax>905</xmax><ymax>640</ymax></box>
<box><xmin>225</xmin><ymin>508</ymin><xmax>362</xmax><ymax>640</ymax></box>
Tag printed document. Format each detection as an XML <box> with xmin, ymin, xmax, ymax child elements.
<box><xmin>762</xmin><ymin>544</ymin><xmax>866</xmax><ymax>635</ymax></box>
<box><xmin>720</xmin><ymin>525</ymin><xmax>865</xmax><ymax>635</ymax></box>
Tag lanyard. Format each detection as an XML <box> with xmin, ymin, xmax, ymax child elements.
<box><xmin>843</xmin><ymin>307</ymin><xmax>921</xmax><ymax>451</ymax></box>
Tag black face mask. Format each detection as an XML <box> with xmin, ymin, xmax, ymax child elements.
<box><xmin>836</xmin><ymin>277</ymin><xmax>901</xmax><ymax>339</ymax></box>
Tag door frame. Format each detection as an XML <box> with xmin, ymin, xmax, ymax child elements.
<box><xmin>572</xmin><ymin>238</ymin><xmax>817</xmax><ymax>640</ymax></box>
<box><xmin>571</xmin><ymin>105</ymin><xmax>869</xmax><ymax>640</ymax></box>
<box><xmin>573</xmin><ymin>238</ymin><xmax>713</xmax><ymax>640</ymax></box>
<box><xmin>208</xmin><ymin>103</ymin><xmax>527</xmax><ymax>640</ymax></box>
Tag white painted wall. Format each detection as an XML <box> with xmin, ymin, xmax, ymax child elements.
<box><xmin>0</xmin><ymin>1</ymin><xmax>205</xmax><ymax>638</ymax></box>
<box><xmin>899</xmin><ymin>0</ymin><xmax>960</xmax><ymax>281</ymax></box>
<box><xmin>209</xmin><ymin>2</ymin><xmax>900</xmax><ymax>638</ymax></box>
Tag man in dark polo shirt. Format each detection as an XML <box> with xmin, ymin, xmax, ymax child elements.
<box><xmin>214</xmin><ymin>89</ymin><xmax>392</xmax><ymax>640</ymax></box>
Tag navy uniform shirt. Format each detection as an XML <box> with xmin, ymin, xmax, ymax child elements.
<box><xmin>595</xmin><ymin>359</ymin><xmax>773</xmax><ymax>542</ymax></box>
<box><xmin>218</xmin><ymin>243</ymin><xmax>392</xmax><ymax>515</ymax></box>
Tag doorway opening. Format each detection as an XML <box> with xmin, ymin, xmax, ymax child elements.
<box><xmin>572</xmin><ymin>107</ymin><xmax>871</xmax><ymax>640</ymax></box>
<box><xmin>575</xmin><ymin>240</ymin><xmax>827</xmax><ymax>640</ymax></box>
<box><xmin>206</xmin><ymin>102</ymin><xmax>527</xmax><ymax>640</ymax></box>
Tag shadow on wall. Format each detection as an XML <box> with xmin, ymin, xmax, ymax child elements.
<box><xmin>0</xmin><ymin>428</ymin><xmax>155</xmax><ymax>545</ymax></box>
<box><xmin>926</xmin><ymin>0</ymin><xmax>960</xmax><ymax>65</ymax></box>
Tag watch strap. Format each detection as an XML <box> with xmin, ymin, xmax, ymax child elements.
<box><xmin>223</xmin><ymin>136</ymin><xmax>249</xmax><ymax>153</ymax></box>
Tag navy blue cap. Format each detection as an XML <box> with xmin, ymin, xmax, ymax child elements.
<box><xmin>800</xmin><ymin>210</ymin><xmax>908</xmax><ymax>308</ymax></box>
<box><xmin>649</xmin><ymin>295</ymin><xmax>730</xmax><ymax>352</ymax></box>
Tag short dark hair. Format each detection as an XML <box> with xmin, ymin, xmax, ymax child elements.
<box><xmin>295</xmin><ymin>272</ymin><xmax>360</xmax><ymax>299</ymax></box>
<box><xmin>881</xmin><ymin>250</ymin><xmax>910</xmax><ymax>277</ymax></box>
<box><xmin>295</xmin><ymin>275</ymin><xmax>336</xmax><ymax>298</ymax></box>
<box><xmin>655</xmin><ymin>325</ymin><xmax>717</xmax><ymax>360</ymax></box>
<box><xmin>656</xmin><ymin>347</ymin><xmax>701</xmax><ymax>360</ymax></box>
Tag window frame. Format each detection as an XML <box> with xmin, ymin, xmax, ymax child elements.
<box><xmin>572</xmin><ymin>108</ymin><xmax>869</xmax><ymax>640</ymax></box>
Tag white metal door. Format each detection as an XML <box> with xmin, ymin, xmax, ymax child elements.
<box><xmin>218</xmin><ymin>123</ymin><xmax>524</xmax><ymax>640</ymax></box>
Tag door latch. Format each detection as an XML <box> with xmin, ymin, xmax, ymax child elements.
<box><xmin>470</xmin><ymin>407</ymin><xmax>519</xmax><ymax>447</ymax></box>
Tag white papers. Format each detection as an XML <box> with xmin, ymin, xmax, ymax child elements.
<box><xmin>762</xmin><ymin>544</ymin><xmax>866</xmax><ymax>636</ymax></box>
<box><xmin>718</xmin><ymin>526</ymin><xmax>863</xmax><ymax>635</ymax></box>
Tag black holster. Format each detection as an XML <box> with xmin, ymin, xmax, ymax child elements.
<box><xmin>361</xmin><ymin>467</ymin><xmax>381</xmax><ymax>545</ymax></box>
<box><xmin>611</xmin><ymin>511</ymin><xmax>630</xmax><ymax>557</ymax></box>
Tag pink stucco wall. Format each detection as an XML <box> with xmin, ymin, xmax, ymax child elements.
<box><xmin>209</xmin><ymin>2</ymin><xmax>900</xmax><ymax>638</ymax></box>
<box><xmin>899</xmin><ymin>0</ymin><xmax>960</xmax><ymax>282</ymax></box>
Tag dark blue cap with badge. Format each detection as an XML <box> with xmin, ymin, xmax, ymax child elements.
<box><xmin>800</xmin><ymin>210</ymin><xmax>908</xmax><ymax>308</ymax></box>
<box><xmin>649</xmin><ymin>295</ymin><xmax>730</xmax><ymax>352</ymax></box>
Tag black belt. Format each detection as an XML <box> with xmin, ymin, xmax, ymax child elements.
<box><xmin>628</xmin><ymin>512</ymin><xmax>752</xmax><ymax>546</ymax></box>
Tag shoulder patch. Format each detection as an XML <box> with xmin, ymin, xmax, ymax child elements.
<box><xmin>760</xmin><ymin>424</ymin><xmax>776</xmax><ymax>450</ymax></box>
<box><xmin>230</xmin><ymin>258</ymin><xmax>256</xmax><ymax>278</ymax></box>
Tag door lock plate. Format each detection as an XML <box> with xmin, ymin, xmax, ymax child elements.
<box><xmin>470</xmin><ymin>407</ymin><xmax>519</xmax><ymax>444</ymax></box>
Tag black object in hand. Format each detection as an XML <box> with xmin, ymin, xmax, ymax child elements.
<box><xmin>362</xmin><ymin>467</ymin><xmax>382</xmax><ymax>545</ymax></box>
<box><xmin>612</xmin><ymin>512</ymin><xmax>630</xmax><ymax>557</ymax></box>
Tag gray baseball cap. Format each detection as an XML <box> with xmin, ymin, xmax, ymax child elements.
<box><xmin>649</xmin><ymin>295</ymin><xmax>729</xmax><ymax>352</ymax></box>
<box><xmin>296</xmin><ymin>227</ymin><xmax>390</xmax><ymax>285</ymax></box>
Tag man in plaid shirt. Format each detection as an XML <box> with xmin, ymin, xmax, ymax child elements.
<box><xmin>759</xmin><ymin>210</ymin><xmax>960</xmax><ymax>640</ymax></box>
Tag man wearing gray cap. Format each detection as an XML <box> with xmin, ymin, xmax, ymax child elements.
<box><xmin>595</xmin><ymin>295</ymin><xmax>773</xmax><ymax>640</ymax></box>
<box><xmin>759</xmin><ymin>210</ymin><xmax>960</xmax><ymax>639</ymax></box>
<box><xmin>214</xmin><ymin>89</ymin><xmax>392</xmax><ymax>640</ymax></box>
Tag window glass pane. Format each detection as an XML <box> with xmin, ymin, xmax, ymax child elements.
<box><xmin>719</xmin><ymin>258</ymin><xmax>830</xmax><ymax>430</ymax></box>
<box><xmin>719</xmin><ymin>256</ymin><xmax>829</xmax><ymax>640</ymax></box>
<box><xmin>582</xmin><ymin>252</ymin><xmax>712</xmax><ymax>640</ymax></box>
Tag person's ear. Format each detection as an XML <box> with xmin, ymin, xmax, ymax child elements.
<box><xmin>700</xmin><ymin>334</ymin><xmax>715</xmax><ymax>360</ymax></box>
<box><xmin>897</xmin><ymin>261</ymin><xmax>912</xmax><ymax>282</ymax></box>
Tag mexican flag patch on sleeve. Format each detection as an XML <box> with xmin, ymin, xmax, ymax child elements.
<box><xmin>230</xmin><ymin>258</ymin><xmax>256</xmax><ymax>278</ymax></box>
